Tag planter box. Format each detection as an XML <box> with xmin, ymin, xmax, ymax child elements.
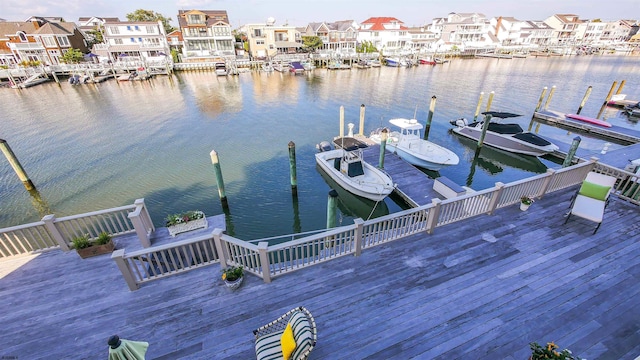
<box><xmin>167</xmin><ymin>217</ymin><xmax>208</xmax><ymax>237</ymax></box>
<box><xmin>76</xmin><ymin>240</ymin><xmax>115</xmax><ymax>259</ymax></box>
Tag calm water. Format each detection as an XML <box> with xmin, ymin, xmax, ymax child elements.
<box><xmin>1</xmin><ymin>55</ymin><xmax>639</xmax><ymax>239</ymax></box>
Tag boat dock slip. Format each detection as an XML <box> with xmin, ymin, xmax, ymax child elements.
<box><xmin>533</xmin><ymin>109</ymin><xmax>640</xmax><ymax>145</ymax></box>
<box><xmin>360</xmin><ymin>144</ymin><xmax>440</xmax><ymax>207</ymax></box>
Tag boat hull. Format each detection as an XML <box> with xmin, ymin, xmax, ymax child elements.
<box><xmin>315</xmin><ymin>149</ymin><xmax>394</xmax><ymax>202</ymax></box>
<box><xmin>451</xmin><ymin>126</ymin><xmax>558</xmax><ymax>156</ymax></box>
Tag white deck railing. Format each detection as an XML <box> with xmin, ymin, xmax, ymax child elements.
<box><xmin>0</xmin><ymin>198</ymin><xmax>154</xmax><ymax>258</ymax></box>
<box><xmin>113</xmin><ymin>161</ymin><xmax>610</xmax><ymax>290</ymax></box>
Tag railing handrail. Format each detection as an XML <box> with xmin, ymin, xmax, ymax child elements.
<box><xmin>123</xmin><ymin>232</ymin><xmax>213</xmax><ymax>257</ymax></box>
<box><xmin>55</xmin><ymin>204</ymin><xmax>136</xmax><ymax>222</ymax></box>
<box><xmin>267</xmin><ymin>224</ymin><xmax>356</xmax><ymax>251</ymax></box>
<box><xmin>0</xmin><ymin>220</ymin><xmax>46</xmax><ymax>234</ymax></box>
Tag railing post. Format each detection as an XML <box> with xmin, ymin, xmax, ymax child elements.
<box><xmin>128</xmin><ymin>201</ymin><xmax>151</xmax><ymax>248</ymax></box>
<box><xmin>136</xmin><ymin>198</ymin><xmax>155</xmax><ymax>233</ymax></box>
<box><xmin>41</xmin><ymin>214</ymin><xmax>70</xmax><ymax>251</ymax></box>
<box><xmin>488</xmin><ymin>182</ymin><xmax>504</xmax><ymax>215</ymax></box>
<box><xmin>111</xmin><ymin>249</ymin><xmax>139</xmax><ymax>291</ymax></box>
<box><xmin>212</xmin><ymin>228</ymin><xmax>228</xmax><ymax>269</ymax></box>
<box><xmin>353</xmin><ymin>218</ymin><xmax>364</xmax><ymax>256</ymax></box>
<box><xmin>537</xmin><ymin>169</ymin><xmax>556</xmax><ymax>199</ymax></box>
<box><xmin>426</xmin><ymin>198</ymin><xmax>442</xmax><ymax>234</ymax></box>
<box><xmin>258</xmin><ymin>241</ymin><xmax>272</xmax><ymax>283</ymax></box>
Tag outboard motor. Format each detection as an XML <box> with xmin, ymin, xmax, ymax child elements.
<box><xmin>450</xmin><ymin>118</ymin><xmax>468</xmax><ymax>127</ymax></box>
<box><xmin>316</xmin><ymin>141</ymin><xmax>333</xmax><ymax>152</ymax></box>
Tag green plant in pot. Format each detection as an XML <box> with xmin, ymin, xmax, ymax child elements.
<box><xmin>72</xmin><ymin>232</ymin><xmax>115</xmax><ymax>259</ymax></box>
<box><xmin>529</xmin><ymin>342</ymin><xmax>582</xmax><ymax>360</ymax></box>
<box><xmin>222</xmin><ymin>266</ymin><xmax>244</xmax><ymax>290</ymax></box>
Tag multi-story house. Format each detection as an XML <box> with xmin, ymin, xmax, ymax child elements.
<box><xmin>177</xmin><ymin>10</ymin><xmax>234</xmax><ymax>61</ymax></box>
<box><xmin>428</xmin><ymin>13</ymin><xmax>492</xmax><ymax>48</ymax></box>
<box><xmin>490</xmin><ymin>17</ymin><xmax>526</xmax><ymax>46</ymax></box>
<box><xmin>77</xmin><ymin>16</ymin><xmax>120</xmax><ymax>43</ymax></box>
<box><xmin>520</xmin><ymin>21</ymin><xmax>554</xmax><ymax>47</ymax></box>
<box><xmin>0</xmin><ymin>21</ymin><xmax>41</xmax><ymax>65</ymax></box>
<box><xmin>600</xmin><ymin>20</ymin><xmax>636</xmax><ymax>43</ymax></box>
<box><xmin>32</xmin><ymin>22</ymin><xmax>89</xmax><ymax>64</ymax></box>
<box><xmin>94</xmin><ymin>21</ymin><xmax>170</xmax><ymax>63</ymax></box>
<box><xmin>358</xmin><ymin>17</ymin><xmax>411</xmax><ymax>55</ymax></box>
<box><xmin>543</xmin><ymin>14</ymin><xmax>584</xmax><ymax>44</ymax></box>
<box><xmin>304</xmin><ymin>20</ymin><xmax>358</xmax><ymax>55</ymax></box>
<box><xmin>243</xmin><ymin>18</ymin><xmax>301</xmax><ymax>59</ymax></box>
<box><xmin>166</xmin><ymin>30</ymin><xmax>183</xmax><ymax>57</ymax></box>
<box><xmin>406</xmin><ymin>27</ymin><xmax>439</xmax><ymax>52</ymax></box>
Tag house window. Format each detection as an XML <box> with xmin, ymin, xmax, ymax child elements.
<box><xmin>373</xmin><ymin>32</ymin><xmax>379</xmax><ymax>37</ymax></box>
<box><xmin>138</xmin><ymin>38</ymin><xmax>143</xmax><ymax>42</ymax></box>
<box><xmin>130</xmin><ymin>38</ymin><xmax>135</xmax><ymax>43</ymax></box>
<box><xmin>114</xmin><ymin>39</ymin><xmax>123</xmax><ymax>44</ymax></box>
<box><xmin>18</xmin><ymin>31</ymin><xmax>27</xmax><ymax>42</ymax></box>
<box><xmin>134</xmin><ymin>26</ymin><xmax>139</xmax><ymax>31</ymax></box>
<box><xmin>146</xmin><ymin>26</ymin><xmax>155</xmax><ymax>33</ymax></box>
<box><xmin>127</xmin><ymin>26</ymin><xmax>132</xmax><ymax>31</ymax></box>
<box><xmin>57</xmin><ymin>36</ymin><xmax>70</xmax><ymax>46</ymax></box>
<box><xmin>256</xmin><ymin>40</ymin><xmax>264</xmax><ymax>45</ymax></box>
<box><xmin>109</xmin><ymin>26</ymin><xmax>119</xmax><ymax>34</ymax></box>
<box><xmin>188</xmin><ymin>14</ymin><xmax>203</xmax><ymax>24</ymax></box>
<box><xmin>42</xmin><ymin>36</ymin><xmax>56</xmax><ymax>47</ymax></box>
<box><xmin>254</xmin><ymin>29</ymin><xmax>263</xmax><ymax>37</ymax></box>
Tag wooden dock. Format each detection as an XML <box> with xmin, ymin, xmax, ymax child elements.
<box><xmin>533</xmin><ymin>109</ymin><xmax>640</xmax><ymax>145</ymax></box>
<box><xmin>1</xmin><ymin>187</ymin><xmax>639</xmax><ymax>359</ymax></box>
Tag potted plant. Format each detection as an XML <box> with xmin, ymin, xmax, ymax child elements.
<box><xmin>165</xmin><ymin>210</ymin><xmax>207</xmax><ymax>237</ymax></box>
<box><xmin>529</xmin><ymin>342</ymin><xmax>582</xmax><ymax>360</ymax></box>
<box><xmin>222</xmin><ymin>266</ymin><xmax>244</xmax><ymax>290</ymax></box>
<box><xmin>520</xmin><ymin>195</ymin><xmax>534</xmax><ymax>211</ymax></box>
<box><xmin>72</xmin><ymin>232</ymin><xmax>115</xmax><ymax>259</ymax></box>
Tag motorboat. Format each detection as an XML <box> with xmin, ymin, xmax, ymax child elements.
<box><xmin>353</xmin><ymin>60</ymin><xmax>371</xmax><ymax>69</ymax></box>
<box><xmin>315</xmin><ymin>146</ymin><xmax>395</xmax><ymax>202</ymax></box>
<box><xmin>300</xmin><ymin>59</ymin><xmax>315</xmax><ymax>71</ymax></box>
<box><xmin>370</xmin><ymin>118</ymin><xmax>460</xmax><ymax>171</ymax></box>
<box><xmin>369</xmin><ymin>59</ymin><xmax>381</xmax><ymax>67</ymax></box>
<box><xmin>384</xmin><ymin>57</ymin><xmax>408</xmax><ymax>67</ymax></box>
<box><xmin>624</xmin><ymin>102</ymin><xmax>640</xmax><ymax>117</ymax></box>
<box><xmin>214</xmin><ymin>62</ymin><xmax>228</xmax><ymax>76</ymax></box>
<box><xmin>289</xmin><ymin>61</ymin><xmax>305</xmax><ymax>74</ymax></box>
<box><xmin>419</xmin><ymin>58</ymin><xmax>436</xmax><ymax>65</ymax></box>
<box><xmin>273</xmin><ymin>61</ymin><xmax>290</xmax><ymax>72</ymax></box>
<box><xmin>261</xmin><ymin>62</ymin><xmax>274</xmax><ymax>72</ymax></box>
<box><xmin>450</xmin><ymin>111</ymin><xmax>559</xmax><ymax>156</ymax></box>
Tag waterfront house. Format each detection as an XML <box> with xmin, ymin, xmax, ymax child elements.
<box><xmin>93</xmin><ymin>21</ymin><xmax>171</xmax><ymax>63</ymax></box>
<box><xmin>304</xmin><ymin>20</ymin><xmax>358</xmax><ymax>56</ymax></box>
<box><xmin>519</xmin><ymin>20</ymin><xmax>554</xmax><ymax>47</ymax></box>
<box><xmin>543</xmin><ymin>14</ymin><xmax>585</xmax><ymax>45</ymax></box>
<box><xmin>177</xmin><ymin>10</ymin><xmax>234</xmax><ymax>62</ymax></box>
<box><xmin>406</xmin><ymin>26</ymin><xmax>439</xmax><ymax>53</ymax></box>
<box><xmin>358</xmin><ymin>17</ymin><xmax>412</xmax><ymax>55</ymax></box>
<box><xmin>427</xmin><ymin>12</ymin><xmax>493</xmax><ymax>49</ymax></box>
<box><xmin>76</xmin><ymin>16</ymin><xmax>120</xmax><ymax>44</ymax></box>
<box><xmin>489</xmin><ymin>16</ymin><xmax>527</xmax><ymax>46</ymax></box>
<box><xmin>31</xmin><ymin>22</ymin><xmax>89</xmax><ymax>64</ymax></box>
<box><xmin>166</xmin><ymin>30</ymin><xmax>184</xmax><ymax>58</ymax></box>
<box><xmin>0</xmin><ymin>21</ymin><xmax>40</xmax><ymax>66</ymax></box>
<box><xmin>242</xmin><ymin>17</ymin><xmax>302</xmax><ymax>59</ymax></box>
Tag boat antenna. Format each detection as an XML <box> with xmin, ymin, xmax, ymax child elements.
<box><xmin>413</xmin><ymin>104</ymin><xmax>418</xmax><ymax>120</ymax></box>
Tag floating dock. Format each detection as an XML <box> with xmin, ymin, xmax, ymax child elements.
<box><xmin>532</xmin><ymin>109</ymin><xmax>640</xmax><ymax>145</ymax></box>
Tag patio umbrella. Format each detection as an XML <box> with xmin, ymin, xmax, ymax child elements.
<box><xmin>107</xmin><ymin>335</ymin><xmax>149</xmax><ymax>360</ymax></box>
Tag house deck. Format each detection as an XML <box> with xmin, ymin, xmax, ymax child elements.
<box><xmin>1</xmin><ymin>187</ymin><xmax>639</xmax><ymax>359</ymax></box>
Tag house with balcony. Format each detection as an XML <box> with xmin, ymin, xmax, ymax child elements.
<box><xmin>489</xmin><ymin>17</ymin><xmax>527</xmax><ymax>46</ymax></box>
<box><xmin>166</xmin><ymin>30</ymin><xmax>183</xmax><ymax>58</ymax></box>
<box><xmin>519</xmin><ymin>20</ymin><xmax>554</xmax><ymax>47</ymax></box>
<box><xmin>0</xmin><ymin>21</ymin><xmax>41</xmax><ymax>65</ymax></box>
<box><xmin>243</xmin><ymin>17</ymin><xmax>301</xmax><ymax>59</ymax></box>
<box><xmin>544</xmin><ymin>14</ymin><xmax>585</xmax><ymax>44</ymax></box>
<box><xmin>406</xmin><ymin>27</ymin><xmax>439</xmax><ymax>52</ymax></box>
<box><xmin>600</xmin><ymin>20</ymin><xmax>637</xmax><ymax>44</ymax></box>
<box><xmin>177</xmin><ymin>10</ymin><xmax>234</xmax><ymax>61</ymax></box>
<box><xmin>93</xmin><ymin>21</ymin><xmax>170</xmax><ymax>63</ymax></box>
<box><xmin>428</xmin><ymin>13</ymin><xmax>493</xmax><ymax>49</ymax></box>
<box><xmin>304</xmin><ymin>20</ymin><xmax>358</xmax><ymax>55</ymax></box>
<box><xmin>31</xmin><ymin>22</ymin><xmax>88</xmax><ymax>65</ymax></box>
<box><xmin>577</xmin><ymin>20</ymin><xmax>607</xmax><ymax>44</ymax></box>
<box><xmin>358</xmin><ymin>17</ymin><xmax>411</xmax><ymax>55</ymax></box>
<box><xmin>77</xmin><ymin>16</ymin><xmax>120</xmax><ymax>44</ymax></box>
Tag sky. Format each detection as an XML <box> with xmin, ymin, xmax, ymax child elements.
<box><xmin>0</xmin><ymin>0</ymin><xmax>636</xmax><ymax>28</ymax></box>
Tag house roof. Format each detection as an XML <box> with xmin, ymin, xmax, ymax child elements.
<box><xmin>177</xmin><ymin>10</ymin><xmax>230</xmax><ymax>28</ymax></box>
<box><xmin>33</xmin><ymin>22</ymin><xmax>76</xmax><ymax>35</ymax></box>
<box><xmin>0</xmin><ymin>22</ymin><xmax>38</xmax><ymax>38</ymax></box>
<box><xmin>360</xmin><ymin>17</ymin><xmax>408</xmax><ymax>31</ymax></box>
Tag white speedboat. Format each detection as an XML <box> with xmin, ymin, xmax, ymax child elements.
<box><xmin>214</xmin><ymin>62</ymin><xmax>228</xmax><ymax>76</ymax></box>
<box><xmin>315</xmin><ymin>147</ymin><xmax>395</xmax><ymax>202</ymax></box>
<box><xmin>450</xmin><ymin>112</ymin><xmax>559</xmax><ymax>156</ymax></box>
<box><xmin>370</xmin><ymin>118</ymin><xmax>460</xmax><ymax>171</ymax></box>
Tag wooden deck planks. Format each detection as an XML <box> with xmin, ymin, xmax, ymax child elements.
<box><xmin>0</xmin><ymin>189</ymin><xmax>639</xmax><ymax>359</ymax></box>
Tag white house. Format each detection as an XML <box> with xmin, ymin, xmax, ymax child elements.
<box><xmin>358</xmin><ymin>17</ymin><xmax>411</xmax><ymax>55</ymax></box>
<box><xmin>177</xmin><ymin>10</ymin><xmax>234</xmax><ymax>61</ymax></box>
<box><xmin>93</xmin><ymin>21</ymin><xmax>170</xmax><ymax>63</ymax></box>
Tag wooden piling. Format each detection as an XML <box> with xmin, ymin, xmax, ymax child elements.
<box><xmin>562</xmin><ymin>136</ymin><xmax>581</xmax><ymax>167</ymax></box>
<box><xmin>326</xmin><ymin>189</ymin><xmax>338</xmax><ymax>229</ymax></box>
<box><xmin>543</xmin><ymin>85</ymin><xmax>556</xmax><ymax>110</ymax></box>
<box><xmin>288</xmin><ymin>141</ymin><xmax>297</xmax><ymax>196</ymax></box>
<box><xmin>473</xmin><ymin>92</ymin><xmax>484</xmax><ymax>121</ymax></box>
<box><xmin>378</xmin><ymin>129</ymin><xmax>388</xmax><ymax>169</ymax></box>
<box><xmin>477</xmin><ymin>114</ymin><xmax>492</xmax><ymax>148</ymax></box>
<box><xmin>51</xmin><ymin>71</ymin><xmax>61</xmax><ymax>86</ymax></box>
<box><xmin>485</xmin><ymin>91</ymin><xmax>495</xmax><ymax>112</ymax></box>
<box><xmin>534</xmin><ymin>87</ymin><xmax>548</xmax><ymax>112</ymax></box>
<box><xmin>576</xmin><ymin>86</ymin><xmax>592</xmax><ymax>115</ymax></box>
<box><xmin>615</xmin><ymin>80</ymin><xmax>626</xmax><ymax>95</ymax></box>
<box><xmin>603</xmin><ymin>81</ymin><xmax>617</xmax><ymax>104</ymax></box>
<box><xmin>209</xmin><ymin>150</ymin><xmax>228</xmax><ymax>207</ymax></box>
<box><xmin>424</xmin><ymin>96</ymin><xmax>436</xmax><ymax>140</ymax></box>
<box><xmin>359</xmin><ymin>104</ymin><xmax>366</xmax><ymax>136</ymax></box>
<box><xmin>339</xmin><ymin>106</ymin><xmax>345</xmax><ymax>138</ymax></box>
<box><xmin>0</xmin><ymin>139</ymin><xmax>35</xmax><ymax>190</ymax></box>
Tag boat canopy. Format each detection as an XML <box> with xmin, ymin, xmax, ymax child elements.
<box><xmin>487</xmin><ymin>123</ymin><xmax>523</xmax><ymax>135</ymax></box>
<box><xmin>389</xmin><ymin>118</ymin><xmax>423</xmax><ymax>130</ymax></box>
